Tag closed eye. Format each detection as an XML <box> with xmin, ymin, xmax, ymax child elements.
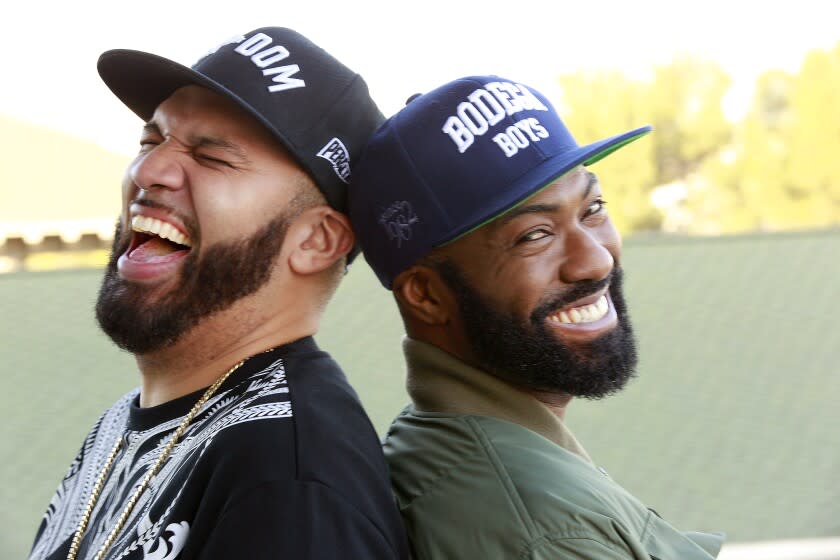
<box><xmin>139</xmin><ymin>123</ymin><xmax>162</xmax><ymax>152</ymax></box>
<box><xmin>196</xmin><ymin>153</ymin><xmax>232</xmax><ymax>167</ymax></box>
<box><xmin>138</xmin><ymin>139</ymin><xmax>159</xmax><ymax>155</ymax></box>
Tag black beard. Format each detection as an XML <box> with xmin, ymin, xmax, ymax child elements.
<box><xmin>95</xmin><ymin>212</ymin><xmax>291</xmax><ymax>355</ymax></box>
<box><xmin>435</xmin><ymin>261</ymin><xmax>638</xmax><ymax>399</ymax></box>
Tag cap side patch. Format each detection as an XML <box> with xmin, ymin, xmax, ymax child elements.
<box><xmin>317</xmin><ymin>137</ymin><xmax>351</xmax><ymax>183</ymax></box>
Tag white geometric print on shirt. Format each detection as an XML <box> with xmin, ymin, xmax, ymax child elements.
<box><xmin>29</xmin><ymin>357</ymin><xmax>293</xmax><ymax>560</ymax></box>
<box><xmin>137</xmin><ymin>509</ymin><xmax>189</xmax><ymax>560</ymax></box>
<box><xmin>108</xmin><ymin>361</ymin><xmax>293</xmax><ymax>557</ymax></box>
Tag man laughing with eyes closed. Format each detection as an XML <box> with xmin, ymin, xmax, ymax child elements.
<box><xmin>28</xmin><ymin>27</ymin><xmax>408</xmax><ymax>560</ymax></box>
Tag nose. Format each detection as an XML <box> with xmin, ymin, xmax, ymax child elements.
<box><xmin>558</xmin><ymin>226</ymin><xmax>617</xmax><ymax>284</ymax></box>
<box><xmin>129</xmin><ymin>143</ymin><xmax>185</xmax><ymax>193</ymax></box>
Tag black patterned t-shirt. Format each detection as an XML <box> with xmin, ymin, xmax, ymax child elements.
<box><xmin>29</xmin><ymin>337</ymin><xmax>409</xmax><ymax>560</ymax></box>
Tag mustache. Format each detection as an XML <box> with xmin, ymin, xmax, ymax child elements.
<box><xmin>530</xmin><ymin>268</ymin><xmax>619</xmax><ymax>323</ymax></box>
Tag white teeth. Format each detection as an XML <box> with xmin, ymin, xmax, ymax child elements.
<box><xmin>549</xmin><ymin>295</ymin><xmax>609</xmax><ymax>325</ymax></box>
<box><xmin>131</xmin><ymin>215</ymin><xmax>192</xmax><ymax>247</ymax></box>
<box><xmin>597</xmin><ymin>297</ymin><xmax>608</xmax><ymax>315</ymax></box>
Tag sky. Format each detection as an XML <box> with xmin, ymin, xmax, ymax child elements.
<box><xmin>3</xmin><ymin>0</ymin><xmax>839</xmax><ymax>156</ymax></box>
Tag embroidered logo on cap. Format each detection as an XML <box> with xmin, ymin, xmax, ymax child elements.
<box><xmin>317</xmin><ymin>137</ymin><xmax>351</xmax><ymax>183</ymax></box>
<box><xmin>203</xmin><ymin>34</ymin><xmax>246</xmax><ymax>57</ymax></box>
<box><xmin>379</xmin><ymin>201</ymin><xmax>419</xmax><ymax>248</ymax></box>
<box><xmin>440</xmin><ymin>81</ymin><xmax>550</xmax><ymax>157</ymax></box>
<box><xmin>232</xmin><ymin>32</ymin><xmax>306</xmax><ymax>93</ymax></box>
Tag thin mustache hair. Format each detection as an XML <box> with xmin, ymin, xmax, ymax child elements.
<box><xmin>530</xmin><ymin>270</ymin><xmax>614</xmax><ymax>323</ymax></box>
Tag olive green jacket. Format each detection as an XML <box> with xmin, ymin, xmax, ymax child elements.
<box><xmin>384</xmin><ymin>338</ymin><xmax>724</xmax><ymax>559</ymax></box>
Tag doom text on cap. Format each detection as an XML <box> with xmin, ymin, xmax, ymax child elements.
<box><xmin>209</xmin><ymin>32</ymin><xmax>308</xmax><ymax>93</ymax></box>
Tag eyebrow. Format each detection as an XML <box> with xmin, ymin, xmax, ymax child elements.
<box><xmin>141</xmin><ymin>122</ymin><xmax>251</xmax><ymax>163</ymax></box>
<box><xmin>141</xmin><ymin>122</ymin><xmax>161</xmax><ymax>136</ymax></box>
<box><xmin>492</xmin><ymin>203</ymin><xmax>560</xmax><ymax>228</ymax></box>
<box><xmin>581</xmin><ymin>170</ymin><xmax>599</xmax><ymax>200</ymax></box>
<box><xmin>492</xmin><ymin>171</ymin><xmax>602</xmax><ymax>228</ymax></box>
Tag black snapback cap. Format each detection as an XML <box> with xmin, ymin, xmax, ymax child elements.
<box><xmin>97</xmin><ymin>27</ymin><xmax>385</xmax><ymax>213</ymax></box>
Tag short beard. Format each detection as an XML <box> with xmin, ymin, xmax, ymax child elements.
<box><xmin>95</xmin><ymin>210</ymin><xmax>294</xmax><ymax>355</ymax></box>
<box><xmin>435</xmin><ymin>261</ymin><xmax>638</xmax><ymax>399</ymax></box>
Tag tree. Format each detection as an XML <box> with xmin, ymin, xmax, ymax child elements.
<box><xmin>558</xmin><ymin>58</ymin><xmax>732</xmax><ymax>233</ymax></box>
<box><xmin>558</xmin><ymin>45</ymin><xmax>840</xmax><ymax>235</ymax></box>
<box><xmin>557</xmin><ymin>70</ymin><xmax>657</xmax><ymax>233</ymax></box>
<box><xmin>694</xmin><ymin>43</ymin><xmax>840</xmax><ymax>232</ymax></box>
<box><xmin>784</xmin><ymin>43</ymin><xmax>840</xmax><ymax>227</ymax></box>
<box><xmin>687</xmin><ymin>70</ymin><xmax>794</xmax><ymax>233</ymax></box>
<box><xmin>648</xmin><ymin>57</ymin><xmax>732</xmax><ymax>185</ymax></box>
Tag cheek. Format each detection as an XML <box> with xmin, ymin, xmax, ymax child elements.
<box><xmin>599</xmin><ymin>219</ymin><xmax>622</xmax><ymax>258</ymax></box>
<box><xmin>191</xmin><ymin>176</ymin><xmax>287</xmax><ymax>242</ymax></box>
<box><xmin>120</xmin><ymin>171</ymin><xmax>136</xmax><ymax>224</ymax></box>
<box><xmin>121</xmin><ymin>166</ymin><xmax>137</xmax><ymax>199</ymax></box>
<box><xmin>486</xmin><ymin>266</ymin><xmax>547</xmax><ymax>319</ymax></box>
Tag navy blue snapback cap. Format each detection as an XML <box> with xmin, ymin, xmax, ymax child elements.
<box><xmin>97</xmin><ymin>27</ymin><xmax>384</xmax><ymax>214</ymax></box>
<box><xmin>349</xmin><ymin>75</ymin><xmax>652</xmax><ymax>289</ymax></box>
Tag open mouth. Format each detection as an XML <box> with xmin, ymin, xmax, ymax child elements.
<box><xmin>128</xmin><ymin>215</ymin><xmax>192</xmax><ymax>260</ymax></box>
<box><xmin>546</xmin><ymin>294</ymin><xmax>610</xmax><ymax>325</ymax></box>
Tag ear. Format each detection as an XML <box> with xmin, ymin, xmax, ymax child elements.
<box><xmin>288</xmin><ymin>207</ymin><xmax>354</xmax><ymax>275</ymax></box>
<box><xmin>392</xmin><ymin>265</ymin><xmax>453</xmax><ymax>326</ymax></box>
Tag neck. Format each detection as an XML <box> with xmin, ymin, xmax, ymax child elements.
<box><xmin>134</xmin><ymin>300</ymin><xmax>319</xmax><ymax>408</ymax></box>
<box><xmin>531</xmin><ymin>391</ymin><xmax>573</xmax><ymax>420</ymax></box>
<box><xmin>402</xmin><ymin>337</ymin><xmax>591</xmax><ymax>461</ymax></box>
<box><xmin>408</xmin><ymin>325</ymin><xmax>576</xmax><ymax>421</ymax></box>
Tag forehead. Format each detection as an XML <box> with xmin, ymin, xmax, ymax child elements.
<box><xmin>496</xmin><ymin>167</ymin><xmax>597</xmax><ymax>220</ymax></box>
<box><xmin>454</xmin><ymin>167</ymin><xmax>598</xmax><ymax>241</ymax></box>
<box><xmin>150</xmin><ymin>85</ymin><xmax>278</xmax><ymax>146</ymax></box>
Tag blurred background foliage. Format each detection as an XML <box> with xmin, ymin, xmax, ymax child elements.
<box><xmin>557</xmin><ymin>41</ymin><xmax>840</xmax><ymax>236</ymax></box>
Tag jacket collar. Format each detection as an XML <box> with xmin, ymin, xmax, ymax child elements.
<box><xmin>403</xmin><ymin>336</ymin><xmax>591</xmax><ymax>462</ymax></box>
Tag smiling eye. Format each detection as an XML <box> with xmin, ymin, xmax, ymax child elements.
<box><xmin>584</xmin><ymin>198</ymin><xmax>607</xmax><ymax>218</ymax></box>
<box><xmin>517</xmin><ymin>228</ymin><xmax>552</xmax><ymax>243</ymax></box>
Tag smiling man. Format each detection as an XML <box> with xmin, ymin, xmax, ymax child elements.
<box><xmin>349</xmin><ymin>76</ymin><xmax>724</xmax><ymax>559</ymax></box>
<box><xmin>28</xmin><ymin>27</ymin><xmax>408</xmax><ymax>560</ymax></box>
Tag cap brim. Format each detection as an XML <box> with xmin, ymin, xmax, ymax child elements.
<box><xmin>97</xmin><ymin>49</ymin><xmax>364</xmax><ymax>264</ymax></box>
<box><xmin>98</xmin><ymin>50</ymin><xmax>222</xmax><ymax>121</ymax></box>
<box><xmin>97</xmin><ymin>49</ymin><xmax>300</xmax><ymax>166</ymax></box>
<box><xmin>438</xmin><ymin>125</ymin><xmax>653</xmax><ymax>246</ymax></box>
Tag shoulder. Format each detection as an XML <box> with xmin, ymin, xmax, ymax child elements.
<box><xmin>201</xmin><ymin>340</ymin><xmax>408</xmax><ymax>556</ymax></box>
<box><xmin>208</xmin><ymin>477</ymin><xmax>409</xmax><ymax>559</ymax></box>
<box><xmin>195</xmin><ymin>340</ymin><xmax>380</xmax><ymax>479</ymax></box>
<box><xmin>385</xmin><ymin>411</ymin><xmax>652</xmax><ymax>558</ymax></box>
<box><xmin>387</xmin><ymin>411</ymin><xmax>622</xmax><ymax>509</ymax></box>
<box><xmin>207</xmin><ymin>338</ymin><xmax>402</xmax><ymax>534</ymax></box>
<box><xmin>282</xmin><ymin>340</ymin><xmax>362</xmax><ymax>410</ymax></box>
<box><xmin>80</xmin><ymin>388</ymin><xmax>138</xmax><ymax>456</ymax></box>
<box><xmin>384</xmin><ymin>408</ymin><xmax>489</xmax><ymax>498</ymax></box>
<box><xmin>281</xmin><ymin>339</ymin><xmax>381</xmax><ymax>460</ymax></box>
<box><xmin>105</xmin><ymin>388</ymin><xmax>139</xmax><ymax>423</ymax></box>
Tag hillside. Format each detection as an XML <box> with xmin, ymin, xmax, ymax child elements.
<box><xmin>0</xmin><ymin>114</ymin><xmax>129</xmax><ymax>240</ymax></box>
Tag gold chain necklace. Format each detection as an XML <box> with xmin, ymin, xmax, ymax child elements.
<box><xmin>66</xmin><ymin>359</ymin><xmax>245</xmax><ymax>560</ymax></box>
